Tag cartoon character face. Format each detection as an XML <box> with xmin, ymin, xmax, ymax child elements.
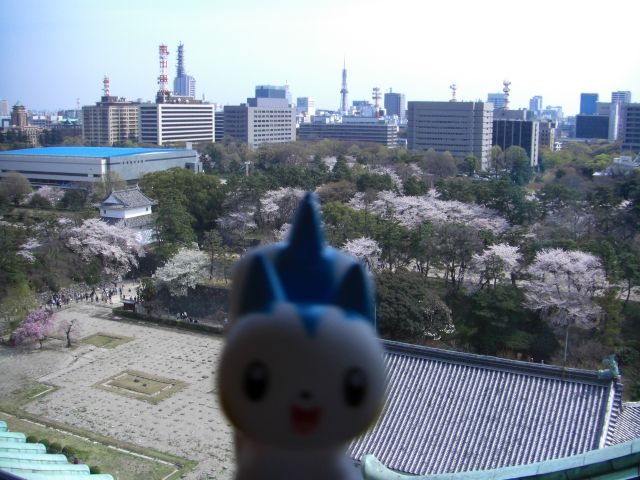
<box><xmin>218</xmin><ymin>192</ymin><xmax>386</xmax><ymax>452</ymax></box>
<box><xmin>219</xmin><ymin>302</ymin><xmax>385</xmax><ymax>449</ymax></box>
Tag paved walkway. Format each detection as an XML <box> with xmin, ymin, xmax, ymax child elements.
<box><xmin>0</xmin><ymin>303</ymin><xmax>234</xmax><ymax>480</ymax></box>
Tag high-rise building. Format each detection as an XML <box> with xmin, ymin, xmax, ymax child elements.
<box><xmin>82</xmin><ymin>95</ymin><xmax>139</xmax><ymax>146</ymax></box>
<box><xmin>0</xmin><ymin>99</ymin><xmax>9</xmax><ymax>117</ymax></box>
<box><xmin>580</xmin><ymin>93</ymin><xmax>599</xmax><ymax>115</ymax></box>
<box><xmin>492</xmin><ymin>118</ymin><xmax>540</xmax><ymax>166</ymax></box>
<box><xmin>139</xmin><ymin>102</ymin><xmax>215</xmax><ymax>146</ymax></box>
<box><xmin>611</xmin><ymin>91</ymin><xmax>632</xmax><ymax>105</ymax></box>
<box><xmin>620</xmin><ymin>103</ymin><xmax>640</xmax><ymax>152</ymax></box>
<box><xmin>539</xmin><ymin>121</ymin><xmax>557</xmax><ymax>150</ymax></box>
<box><xmin>575</xmin><ymin>115</ymin><xmax>609</xmax><ymax>139</ymax></box>
<box><xmin>407</xmin><ymin>101</ymin><xmax>494</xmax><ymax>171</ymax></box>
<box><xmin>529</xmin><ymin>96</ymin><xmax>543</xmax><ymax>114</ymax></box>
<box><xmin>173</xmin><ymin>43</ymin><xmax>196</xmax><ymax>98</ymax></box>
<box><xmin>223</xmin><ymin>96</ymin><xmax>295</xmax><ymax>149</ymax></box>
<box><xmin>384</xmin><ymin>90</ymin><xmax>406</xmax><ymax>122</ymax></box>
<box><xmin>298</xmin><ymin>117</ymin><xmax>398</xmax><ymax>146</ymax></box>
<box><xmin>487</xmin><ymin>93</ymin><xmax>506</xmax><ymax>110</ymax></box>
<box><xmin>215</xmin><ymin>110</ymin><xmax>225</xmax><ymax>142</ymax></box>
<box><xmin>255</xmin><ymin>85</ymin><xmax>287</xmax><ymax>99</ymax></box>
<box><xmin>296</xmin><ymin>97</ymin><xmax>316</xmax><ymax>122</ymax></box>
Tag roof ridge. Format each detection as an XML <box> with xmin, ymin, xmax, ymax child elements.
<box><xmin>382</xmin><ymin>339</ymin><xmax>613</xmax><ymax>385</ymax></box>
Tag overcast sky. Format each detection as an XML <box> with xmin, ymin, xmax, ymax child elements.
<box><xmin>1</xmin><ymin>0</ymin><xmax>638</xmax><ymax>115</ymax></box>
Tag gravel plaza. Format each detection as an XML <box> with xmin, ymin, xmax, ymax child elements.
<box><xmin>0</xmin><ymin>302</ymin><xmax>235</xmax><ymax>479</ymax></box>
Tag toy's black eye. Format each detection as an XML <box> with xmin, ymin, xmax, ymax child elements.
<box><xmin>344</xmin><ymin>367</ymin><xmax>367</xmax><ymax>407</ymax></box>
<box><xmin>244</xmin><ymin>361</ymin><xmax>268</xmax><ymax>401</ymax></box>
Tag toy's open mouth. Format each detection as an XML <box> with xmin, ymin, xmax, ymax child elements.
<box><xmin>290</xmin><ymin>405</ymin><xmax>321</xmax><ymax>434</ymax></box>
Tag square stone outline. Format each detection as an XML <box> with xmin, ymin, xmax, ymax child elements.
<box><xmin>94</xmin><ymin>370</ymin><xmax>187</xmax><ymax>405</ymax></box>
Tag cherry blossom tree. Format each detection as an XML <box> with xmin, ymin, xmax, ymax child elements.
<box><xmin>258</xmin><ymin>187</ymin><xmax>305</xmax><ymax>230</ymax></box>
<box><xmin>523</xmin><ymin>248</ymin><xmax>608</xmax><ymax>361</ymax></box>
<box><xmin>348</xmin><ymin>190</ymin><xmax>509</xmax><ymax>234</ymax></box>
<box><xmin>17</xmin><ymin>238</ymin><xmax>40</xmax><ymax>263</ymax></box>
<box><xmin>62</xmin><ymin>219</ymin><xmax>144</xmax><ymax>276</ymax></box>
<box><xmin>471</xmin><ymin>243</ymin><xmax>522</xmax><ymax>289</ymax></box>
<box><xmin>12</xmin><ymin>309</ymin><xmax>54</xmax><ymax>348</ymax></box>
<box><xmin>153</xmin><ymin>247</ymin><xmax>208</xmax><ymax>296</ymax></box>
<box><xmin>341</xmin><ymin>237</ymin><xmax>381</xmax><ymax>272</ymax></box>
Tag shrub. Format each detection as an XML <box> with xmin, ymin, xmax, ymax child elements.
<box><xmin>89</xmin><ymin>466</ymin><xmax>101</xmax><ymax>474</ymax></box>
<box><xmin>25</xmin><ymin>435</ymin><xmax>38</xmax><ymax>443</ymax></box>
<box><xmin>38</xmin><ymin>439</ymin><xmax>50</xmax><ymax>449</ymax></box>
<box><xmin>48</xmin><ymin>442</ymin><xmax>62</xmax><ymax>453</ymax></box>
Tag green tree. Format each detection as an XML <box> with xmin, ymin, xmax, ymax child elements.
<box><xmin>375</xmin><ymin>270</ymin><xmax>453</xmax><ymax>341</ymax></box>
<box><xmin>403</xmin><ymin>176</ymin><xmax>429</xmax><ymax>196</ymax></box>
<box><xmin>0</xmin><ymin>171</ymin><xmax>32</xmax><ymax>205</ymax></box>
<box><xmin>505</xmin><ymin>146</ymin><xmax>532</xmax><ymax>186</ymax></box>
<box><xmin>154</xmin><ymin>195</ymin><xmax>196</xmax><ymax>255</ymax></box>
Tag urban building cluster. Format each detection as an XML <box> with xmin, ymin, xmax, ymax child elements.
<box><xmin>2</xmin><ymin>46</ymin><xmax>639</xmax><ymax>173</ymax></box>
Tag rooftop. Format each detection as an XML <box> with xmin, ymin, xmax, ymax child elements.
<box><xmin>100</xmin><ymin>187</ymin><xmax>156</xmax><ymax>209</ymax></box>
<box><xmin>0</xmin><ymin>147</ymin><xmax>191</xmax><ymax>158</ymax></box>
<box><xmin>349</xmin><ymin>340</ymin><xmax>621</xmax><ymax>476</ymax></box>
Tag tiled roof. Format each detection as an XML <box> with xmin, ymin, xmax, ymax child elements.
<box><xmin>100</xmin><ymin>187</ymin><xmax>155</xmax><ymax>209</ymax></box>
<box><xmin>0</xmin><ymin>421</ymin><xmax>113</xmax><ymax>479</ymax></box>
<box><xmin>348</xmin><ymin>340</ymin><xmax>620</xmax><ymax>476</ymax></box>
<box><xmin>609</xmin><ymin>401</ymin><xmax>640</xmax><ymax>445</ymax></box>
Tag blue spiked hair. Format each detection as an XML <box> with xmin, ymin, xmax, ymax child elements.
<box><xmin>231</xmin><ymin>192</ymin><xmax>375</xmax><ymax>333</ymax></box>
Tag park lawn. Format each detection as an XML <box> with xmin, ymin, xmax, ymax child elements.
<box><xmin>83</xmin><ymin>332</ymin><xmax>133</xmax><ymax>349</ymax></box>
<box><xmin>0</xmin><ymin>412</ymin><xmax>185</xmax><ymax>480</ymax></box>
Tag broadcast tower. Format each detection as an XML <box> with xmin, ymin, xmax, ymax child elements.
<box><xmin>340</xmin><ymin>59</ymin><xmax>349</xmax><ymax>114</ymax></box>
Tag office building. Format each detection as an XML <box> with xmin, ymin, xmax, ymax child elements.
<box><xmin>384</xmin><ymin>91</ymin><xmax>406</xmax><ymax>122</ymax></box>
<box><xmin>255</xmin><ymin>84</ymin><xmax>291</xmax><ymax>105</ymax></box>
<box><xmin>223</xmin><ymin>96</ymin><xmax>295</xmax><ymax>149</ymax></box>
<box><xmin>407</xmin><ymin>101</ymin><xmax>493</xmax><ymax>170</ymax></box>
<box><xmin>580</xmin><ymin>93</ymin><xmax>599</xmax><ymax>115</ymax></box>
<box><xmin>0</xmin><ymin>99</ymin><xmax>9</xmax><ymax>117</ymax></box>
<box><xmin>493</xmin><ymin>117</ymin><xmax>540</xmax><ymax>166</ymax></box>
<box><xmin>620</xmin><ymin>103</ymin><xmax>640</xmax><ymax>152</ymax></box>
<box><xmin>575</xmin><ymin>115</ymin><xmax>609</xmax><ymax>139</ymax></box>
<box><xmin>612</xmin><ymin>91</ymin><xmax>632</xmax><ymax>105</ymax></box>
<box><xmin>529</xmin><ymin>96</ymin><xmax>543</xmax><ymax>114</ymax></box>
<box><xmin>296</xmin><ymin>97</ymin><xmax>316</xmax><ymax>120</ymax></box>
<box><xmin>298</xmin><ymin>117</ymin><xmax>398</xmax><ymax>146</ymax></box>
<box><xmin>139</xmin><ymin>102</ymin><xmax>215</xmax><ymax>146</ymax></box>
<box><xmin>0</xmin><ymin>146</ymin><xmax>200</xmax><ymax>186</ymax></box>
<box><xmin>82</xmin><ymin>95</ymin><xmax>139</xmax><ymax>146</ymax></box>
<box><xmin>215</xmin><ymin>110</ymin><xmax>225</xmax><ymax>142</ymax></box>
<box><xmin>539</xmin><ymin>121</ymin><xmax>557</xmax><ymax>151</ymax></box>
<box><xmin>487</xmin><ymin>93</ymin><xmax>506</xmax><ymax>110</ymax></box>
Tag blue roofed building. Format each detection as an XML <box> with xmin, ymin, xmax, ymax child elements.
<box><xmin>0</xmin><ymin>146</ymin><xmax>201</xmax><ymax>187</ymax></box>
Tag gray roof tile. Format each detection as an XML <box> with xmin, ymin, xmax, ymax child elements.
<box><xmin>100</xmin><ymin>187</ymin><xmax>156</xmax><ymax>209</ymax></box>
<box><xmin>609</xmin><ymin>402</ymin><xmax>640</xmax><ymax>445</ymax></box>
<box><xmin>348</xmin><ymin>340</ymin><xmax>620</xmax><ymax>475</ymax></box>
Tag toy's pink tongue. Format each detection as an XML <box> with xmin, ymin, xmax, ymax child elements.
<box><xmin>290</xmin><ymin>405</ymin><xmax>321</xmax><ymax>435</ymax></box>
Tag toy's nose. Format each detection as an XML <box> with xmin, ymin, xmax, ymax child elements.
<box><xmin>300</xmin><ymin>389</ymin><xmax>312</xmax><ymax>400</ymax></box>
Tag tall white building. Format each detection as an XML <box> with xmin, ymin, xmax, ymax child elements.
<box><xmin>224</xmin><ymin>97</ymin><xmax>295</xmax><ymax>150</ymax></box>
<box><xmin>407</xmin><ymin>101</ymin><xmax>494</xmax><ymax>171</ymax></box>
<box><xmin>139</xmin><ymin>102</ymin><xmax>215</xmax><ymax>146</ymax></box>
<box><xmin>296</xmin><ymin>97</ymin><xmax>316</xmax><ymax>118</ymax></box>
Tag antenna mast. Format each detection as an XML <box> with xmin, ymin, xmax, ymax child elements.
<box><xmin>449</xmin><ymin>83</ymin><xmax>457</xmax><ymax>102</ymax></box>
<box><xmin>157</xmin><ymin>44</ymin><xmax>170</xmax><ymax>103</ymax></box>
<box><xmin>372</xmin><ymin>87</ymin><xmax>381</xmax><ymax>117</ymax></box>
<box><xmin>103</xmin><ymin>76</ymin><xmax>110</xmax><ymax>97</ymax></box>
<box><xmin>502</xmin><ymin>80</ymin><xmax>511</xmax><ymax>110</ymax></box>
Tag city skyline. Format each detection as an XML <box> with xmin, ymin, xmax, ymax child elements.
<box><xmin>1</xmin><ymin>0</ymin><xmax>638</xmax><ymax>114</ymax></box>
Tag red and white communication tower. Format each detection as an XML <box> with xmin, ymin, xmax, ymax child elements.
<box><xmin>372</xmin><ymin>87</ymin><xmax>381</xmax><ymax>118</ymax></box>
<box><xmin>157</xmin><ymin>44</ymin><xmax>170</xmax><ymax>102</ymax></box>
<box><xmin>103</xmin><ymin>75</ymin><xmax>110</xmax><ymax>97</ymax></box>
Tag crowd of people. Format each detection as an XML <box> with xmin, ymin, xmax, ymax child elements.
<box><xmin>43</xmin><ymin>281</ymin><xmax>141</xmax><ymax>310</ymax></box>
